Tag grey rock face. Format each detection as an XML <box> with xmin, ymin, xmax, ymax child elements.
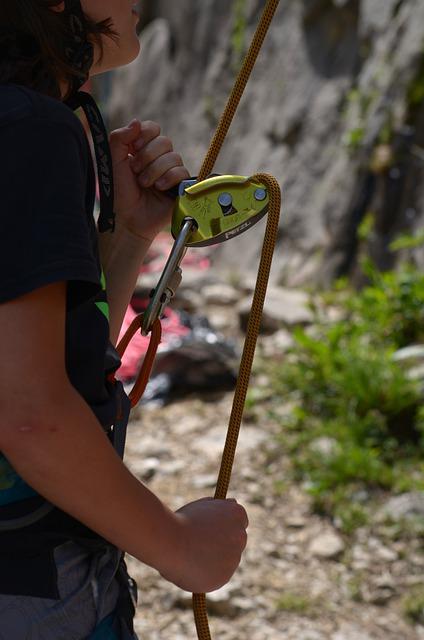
<box><xmin>106</xmin><ymin>0</ymin><xmax>424</xmax><ymax>286</ymax></box>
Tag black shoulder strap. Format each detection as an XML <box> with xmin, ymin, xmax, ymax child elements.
<box><xmin>67</xmin><ymin>91</ymin><xmax>116</xmax><ymax>233</ymax></box>
<box><xmin>64</xmin><ymin>0</ymin><xmax>116</xmax><ymax>233</ymax></box>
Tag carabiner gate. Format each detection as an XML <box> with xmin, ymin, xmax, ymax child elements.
<box><xmin>141</xmin><ymin>217</ymin><xmax>197</xmax><ymax>336</ymax></box>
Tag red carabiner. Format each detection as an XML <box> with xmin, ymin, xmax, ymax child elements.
<box><xmin>115</xmin><ymin>314</ymin><xmax>162</xmax><ymax>407</ymax></box>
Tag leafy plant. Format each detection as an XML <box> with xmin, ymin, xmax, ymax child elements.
<box><xmin>268</xmin><ymin>257</ymin><xmax>424</xmax><ymax>532</ymax></box>
<box><xmin>347</xmin><ymin>259</ymin><xmax>424</xmax><ymax>347</ymax></box>
<box><xmin>389</xmin><ymin>227</ymin><xmax>424</xmax><ymax>251</ymax></box>
<box><xmin>276</xmin><ymin>591</ymin><xmax>316</xmax><ymax>615</ymax></box>
<box><xmin>402</xmin><ymin>587</ymin><xmax>424</xmax><ymax>625</ymax></box>
<box><xmin>407</xmin><ymin>54</ymin><xmax>424</xmax><ymax>108</ymax></box>
<box><xmin>343</xmin><ymin>126</ymin><xmax>365</xmax><ymax>151</ymax></box>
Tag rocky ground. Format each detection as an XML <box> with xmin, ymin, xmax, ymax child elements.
<box><xmin>123</xmin><ymin>277</ymin><xmax>424</xmax><ymax>640</ymax></box>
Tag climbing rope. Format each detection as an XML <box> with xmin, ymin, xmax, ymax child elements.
<box><xmin>193</xmin><ymin>1</ymin><xmax>282</xmax><ymax>637</ymax></box>
<box><xmin>198</xmin><ymin>0</ymin><xmax>281</xmax><ymax>182</ymax></box>
<box><xmin>193</xmin><ymin>174</ymin><xmax>280</xmax><ymax>639</ymax></box>
<box><xmin>117</xmin><ymin>1</ymin><xmax>282</xmax><ymax>637</ymax></box>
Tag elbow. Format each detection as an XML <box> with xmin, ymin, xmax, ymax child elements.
<box><xmin>0</xmin><ymin>381</ymin><xmax>73</xmax><ymax>455</ymax></box>
<box><xmin>0</xmin><ymin>406</ymin><xmax>54</xmax><ymax>457</ymax></box>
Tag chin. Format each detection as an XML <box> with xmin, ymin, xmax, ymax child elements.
<box><xmin>115</xmin><ymin>32</ymin><xmax>141</xmax><ymax>67</ymax></box>
<box><xmin>93</xmin><ymin>37</ymin><xmax>141</xmax><ymax>75</ymax></box>
<box><xmin>126</xmin><ymin>37</ymin><xmax>141</xmax><ymax>63</ymax></box>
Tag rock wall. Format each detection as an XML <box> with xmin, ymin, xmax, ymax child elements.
<box><xmin>105</xmin><ymin>0</ymin><xmax>424</xmax><ymax>286</ymax></box>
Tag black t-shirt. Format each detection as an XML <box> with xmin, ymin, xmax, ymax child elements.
<box><xmin>0</xmin><ymin>84</ymin><xmax>123</xmax><ymax>562</ymax></box>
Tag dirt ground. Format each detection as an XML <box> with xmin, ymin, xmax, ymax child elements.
<box><xmin>124</xmin><ymin>390</ymin><xmax>424</xmax><ymax>640</ymax></box>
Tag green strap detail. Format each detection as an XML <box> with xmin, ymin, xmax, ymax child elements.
<box><xmin>95</xmin><ymin>270</ymin><xmax>110</xmax><ymax>321</ymax></box>
<box><xmin>95</xmin><ymin>300</ymin><xmax>110</xmax><ymax>321</ymax></box>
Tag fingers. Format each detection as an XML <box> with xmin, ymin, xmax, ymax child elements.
<box><xmin>236</xmin><ymin>504</ymin><xmax>249</xmax><ymax>530</ymax></box>
<box><xmin>129</xmin><ymin>121</ymin><xmax>190</xmax><ymax>190</ymax></box>
<box><xmin>130</xmin><ymin>120</ymin><xmax>161</xmax><ymax>153</ymax></box>
<box><xmin>131</xmin><ymin>141</ymin><xmax>189</xmax><ymax>190</ymax></box>
<box><xmin>109</xmin><ymin>119</ymin><xmax>142</xmax><ymax>163</ymax></box>
<box><xmin>130</xmin><ymin>135</ymin><xmax>174</xmax><ymax>174</ymax></box>
<box><xmin>226</xmin><ymin>498</ymin><xmax>249</xmax><ymax>529</ymax></box>
<box><xmin>109</xmin><ymin>119</ymin><xmax>161</xmax><ymax>165</ymax></box>
<box><xmin>110</xmin><ymin>119</ymin><xmax>190</xmax><ymax>191</ymax></box>
<box><xmin>172</xmin><ymin>496</ymin><xmax>249</xmax><ymax>593</ymax></box>
<box><xmin>131</xmin><ymin>148</ymin><xmax>184</xmax><ymax>189</ymax></box>
<box><xmin>225</xmin><ymin>499</ymin><xmax>249</xmax><ymax>554</ymax></box>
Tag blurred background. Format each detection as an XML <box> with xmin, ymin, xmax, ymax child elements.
<box><xmin>93</xmin><ymin>1</ymin><xmax>424</xmax><ymax>638</ymax></box>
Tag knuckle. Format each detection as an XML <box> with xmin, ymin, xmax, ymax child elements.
<box><xmin>158</xmin><ymin>136</ymin><xmax>173</xmax><ymax>152</ymax></box>
<box><xmin>170</xmin><ymin>152</ymin><xmax>183</xmax><ymax>165</ymax></box>
<box><xmin>237</xmin><ymin>504</ymin><xmax>248</xmax><ymax>520</ymax></box>
<box><xmin>142</xmin><ymin>148</ymin><xmax>155</xmax><ymax>164</ymax></box>
<box><xmin>230</xmin><ymin>528</ymin><xmax>246</xmax><ymax>548</ymax></box>
<box><xmin>168</xmin><ymin>165</ymin><xmax>184</xmax><ymax>178</ymax></box>
<box><xmin>109</xmin><ymin>130</ymin><xmax>121</xmax><ymax>146</ymax></box>
<box><xmin>164</xmin><ymin>152</ymin><xmax>176</xmax><ymax>165</ymax></box>
<box><xmin>143</xmin><ymin>140</ymin><xmax>171</xmax><ymax>164</ymax></box>
<box><xmin>142</xmin><ymin>120</ymin><xmax>161</xmax><ymax>135</ymax></box>
<box><xmin>157</xmin><ymin>166</ymin><xmax>184</xmax><ymax>188</ymax></box>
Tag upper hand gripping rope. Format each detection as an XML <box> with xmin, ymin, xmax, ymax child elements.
<box><xmin>116</xmin><ymin>1</ymin><xmax>282</xmax><ymax>637</ymax></box>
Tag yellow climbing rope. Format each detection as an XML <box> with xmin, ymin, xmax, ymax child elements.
<box><xmin>192</xmin><ymin>1</ymin><xmax>282</xmax><ymax>638</ymax></box>
<box><xmin>197</xmin><ymin>0</ymin><xmax>281</xmax><ymax>183</ymax></box>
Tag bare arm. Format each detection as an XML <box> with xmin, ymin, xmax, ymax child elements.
<box><xmin>0</xmin><ymin>282</ymin><xmax>178</xmax><ymax>568</ymax></box>
<box><xmin>98</xmin><ymin>221</ymin><xmax>152</xmax><ymax>345</ymax></box>
<box><xmin>0</xmin><ymin>283</ymin><xmax>248</xmax><ymax>592</ymax></box>
<box><xmin>101</xmin><ymin>119</ymin><xmax>190</xmax><ymax>345</ymax></box>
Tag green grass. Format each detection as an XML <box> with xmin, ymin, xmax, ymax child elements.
<box><xmin>267</xmin><ymin>246</ymin><xmax>424</xmax><ymax>533</ymax></box>
<box><xmin>402</xmin><ymin>587</ymin><xmax>424</xmax><ymax>625</ymax></box>
<box><xmin>276</xmin><ymin>591</ymin><xmax>317</xmax><ymax>615</ymax></box>
<box><xmin>407</xmin><ymin>52</ymin><xmax>424</xmax><ymax>108</ymax></box>
<box><xmin>346</xmin><ymin>574</ymin><xmax>364</xmax><ymax>602</ymax></box>
<box><xmin>379</xmin><ymin>515</ymin><xmax>424</xmax><ymax>542</ymax></box>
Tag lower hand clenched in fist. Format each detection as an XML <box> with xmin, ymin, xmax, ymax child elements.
<box><xmin>162</xmin><ymin>497</ymin><xmax>249</xmax><ymax>594</ymax></box>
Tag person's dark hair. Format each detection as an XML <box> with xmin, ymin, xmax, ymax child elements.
<box><xmin>0</xmin><ymin>1</ymin><xmax>116</xmax><ymax>99</ymax></box>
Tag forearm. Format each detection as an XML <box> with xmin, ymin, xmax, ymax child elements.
<box><xmin>0</xmin><ymin>384</ymin><xmax>181</xmax><ymax>577</ymax></box>
<box><xmin>98</xmin><ymin>220</ymin><xmax>153</xmax><ymax>345</ymax></box>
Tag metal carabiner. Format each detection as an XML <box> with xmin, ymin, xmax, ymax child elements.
<box><xmin>141</xmin><ymin>217</ymin><xmax>197</xmax><ymax>336</ymax></box>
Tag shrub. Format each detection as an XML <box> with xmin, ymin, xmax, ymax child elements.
<box><xmin>269</xmin><ymin>256</ymin><xmax>424</xmax><ymax>531</ymax></box>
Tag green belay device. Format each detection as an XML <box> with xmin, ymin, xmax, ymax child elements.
<box><xmin>141</xmin><ymin>174</ymin><xmax>269</xmax><ymax>335</ymax></box>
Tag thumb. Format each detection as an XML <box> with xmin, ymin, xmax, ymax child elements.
<box><xmin>109</xmin><ymin>119</ymin><xmax>142</xmax><ymax>162</ymax></box>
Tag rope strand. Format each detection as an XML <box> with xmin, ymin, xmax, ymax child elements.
<box><xmin>192</xmin><ymin>176</ymin><xmax>281</xmax><ymax>640</ymax></box>
<box><xmin>192</xmin><ymin>1</ymin><xmax>282</xmax><ymax>636</ymax></box>
<box><xmin>198</xmin><ymin>0</ymin><xmax>281</xmax><ymax>182</ymax></box>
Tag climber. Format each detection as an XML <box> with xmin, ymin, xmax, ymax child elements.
<box><xmin>0</xmin><ymin>1</ymin><xmax>248</xmax><ymax>638</ymax></box>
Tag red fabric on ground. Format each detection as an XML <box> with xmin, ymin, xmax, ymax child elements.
<box><xmin>116</xmin><ymin>304</ymin><xmax>189</xmax><ymax>381</ymax></box>
<box><xmin>116</xmin><ymin>233</ymin><xmax>216</xmax><ymax>381</ymax></box>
